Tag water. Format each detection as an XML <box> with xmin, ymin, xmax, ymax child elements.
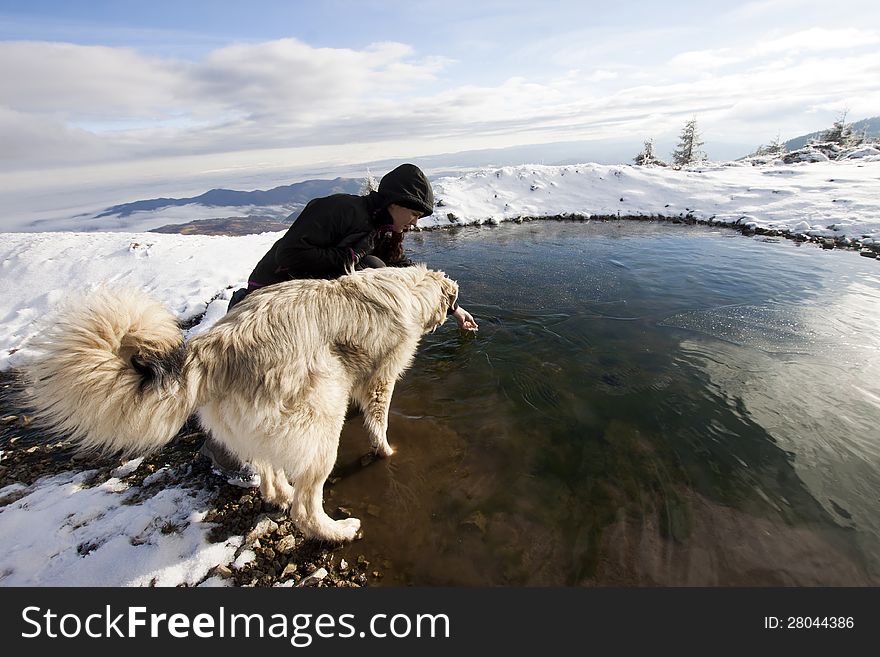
<box><xmin>333</xmin><ymin>221</ymin><xmax>880</xmax><ymax>586</ymax></box>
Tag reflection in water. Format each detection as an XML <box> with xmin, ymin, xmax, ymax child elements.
<box><xmin>333</xmin><ymin>222</ymin><xmax>880</xmax><ymax>585</ymax></box>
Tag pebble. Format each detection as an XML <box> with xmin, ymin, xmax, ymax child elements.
<box><xmin>275</xmin><ymin>535</ymin><xmax>299</xmax><ymax>554</ymax></box>
<box><xmin>297</xmin><ymin>567</ymin><xmax>328</xmax><ymax>587</ymax></box>
<box><xmin>245</xmin><ymin>516</ymin><xmax>279</xmax><ymax>544</ymax></box>
<box><xmin>213</xmin><ymin>565</ymin><xmax>233</xmax><ymax>578</ymax></box>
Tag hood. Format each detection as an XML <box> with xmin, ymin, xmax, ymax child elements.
<box><xmin>377</xmin><ymin>164</ymin><xmax>434</xmax><ymax>217</ymax></box>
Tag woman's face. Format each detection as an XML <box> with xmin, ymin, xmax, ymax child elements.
<box><xmin>388</xmin><ymin>204</ymin><xmax>421</xmax><ymax>233</ymax></box>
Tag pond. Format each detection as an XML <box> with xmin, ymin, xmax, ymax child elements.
<box><xmin>333</xmin><ymin>220</ymin><xmax>880</xmax><ymax>586</ymax></box>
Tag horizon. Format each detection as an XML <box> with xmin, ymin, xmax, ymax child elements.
<box><xmin>1</xmin><ymin>1</ymin><xmax>879</xmax><ymax>220</ymax></box>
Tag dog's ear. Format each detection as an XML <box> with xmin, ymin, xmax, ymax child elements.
<box><xmin>441</xmin><ymin>276</ymin><xmax>459</xmax><ymax>313</ymax></box>
<box><xmin>420</xmin><ymin>269</ymin><xmax>458</xmax><ymax>332</ymax></box>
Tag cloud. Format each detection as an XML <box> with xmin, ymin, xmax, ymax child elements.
<box><xmin>0</xmin><ymin>38</ymin><xmax>457</xmax><ymax>168</ymax></box>
<box><xmin>667</xmin><ymin>27</ymin><xmax>880</xmax><ymax>73</ymax></box>
<box><xmin>0</xmin><ymin>41</ymin><xmax>188</xmax><ymax>117</ymax></box>
<box><xmin>0</xmin><ymin>106</ymin><xmax>115</xmax><ymax>163</ymax></box>
<box><xmin>1</xmin><ymin>26</ymin><xmax>878</xmax><ymax>179</ymax></box>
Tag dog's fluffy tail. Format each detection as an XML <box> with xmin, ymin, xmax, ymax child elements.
<box><xmin>23</xmin><ymin>287</ymin><xmax>202</xmax><ymax>455</ymax></box>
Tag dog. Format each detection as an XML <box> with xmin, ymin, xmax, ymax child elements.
<box><xmin>22</xmin><ymin>265</ymin><xmax>459</xmax><ymax>542</ymax></box>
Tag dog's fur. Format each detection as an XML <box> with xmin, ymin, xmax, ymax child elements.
<box><xmin>23</xmin><ymin>265</ymin><xmax>459</xmax><ymax>542</ymax></box>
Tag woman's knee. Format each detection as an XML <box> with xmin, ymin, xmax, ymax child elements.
<box><xmin>357</xmin><ymin>255</ymin><xmax>386</xmax><ymax>269</ymax></box>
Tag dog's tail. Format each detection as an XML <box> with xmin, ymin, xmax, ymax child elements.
<box><xmin>23</xmin><ymin>287</ymin><xmax>203</xmax><ymax>455</ymax></box>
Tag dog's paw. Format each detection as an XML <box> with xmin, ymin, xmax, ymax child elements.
<box><xmin>374</xmin><ymin>443</ymin><xmax>394</xmax><ymax>458</ymax></box>
<box><xmin>332</xmin><ymin>517</ymin><xmax>361</xmax><ymax>542</ymax></box>
<box><xmin>263</xmin><ymin>497</ymin><xmax>291</xmax><ymax>512</ymax></box>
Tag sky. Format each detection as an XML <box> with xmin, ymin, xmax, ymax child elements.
<box><xmin>1</xmin><ymin>155</ymin><xmax>880</xmax><ymax>585</ymax></box>
<box><xmin>1</xmin><ymin>0</ymin><xmax>879</xmax><ymax>216</ymax></box>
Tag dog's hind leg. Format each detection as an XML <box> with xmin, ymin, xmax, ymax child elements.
<box><xmin>255</xmin><ymin>462</ymin><xmax>295</xmax><ymax>511</ymax></box>
<box><xmin>356</xmin><ymin>377</ymin><xmax>395</xmax><ymax>457</ymax></box>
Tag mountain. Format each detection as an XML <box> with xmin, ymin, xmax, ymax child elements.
<box><xmin>148</xmin><ymin>216</ymin><xmax>292</xmax><ymax>236</ymax></box>
<box><xmin>96</xmin><ymin>177</ymin><xmax>363</xmax><ymax>218</ymax></box>
<box><xmin>784</xmin><ymin>116</ymin><xmax>880</xmax><ymax>151</ymax></box>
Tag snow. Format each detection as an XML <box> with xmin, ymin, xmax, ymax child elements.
<box><xmin>424</xmin><ymin>160</ymin><xmax>880</xmax><ymax>247</ymax></box>
<box><xmin>0</xmin><ymin>469</ymin><xmax>241</xmax><ymax>586</ymax></box>
<box><xmin>1</xmin><ymin>156</ymin><xmax>879</xmax><ymax>586</ymax></box>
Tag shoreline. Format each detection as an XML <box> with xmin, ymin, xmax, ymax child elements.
<box><xmin>415</xmin><ymin>212</ymin><xmax>880</xmax><ymax>259</ymax></box>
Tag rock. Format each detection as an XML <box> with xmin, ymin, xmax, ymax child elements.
<box><xmin>297</xmin><ymin>567</ymin><xmax>328</xmax><ymax>587</ymax></box>
<box><xmin>461</xmin><ymin>511</ymin><xmax>487</xmax><ymax>533</ymax></box>
<box><xmin>245</xmin><ymin>516</ymin><xmax>279</xmax><ymax>544</ymax></box>
<box><xmin>1</xmin><ymin>415</ymin><xmax>17</xmax><ymax>424</ymax></box>
<box><xmin>213</xmin><ymin>565</ymin><xmax>234</xmax><ymax>578</ymax></box>
<box><xmin>339</xmin><ymin>559</ymin><xmax>349</xmax><ymax>572</ymax></box>
<box><xmin>281</xmin><ymin>563</ymin><xmax>298</xmax><ymax>579</ymax></box>
<box><xmin>275</xmin><ymin>534</ymin><xmax>299</xmax><ymax>554</ymax></box>
<box><xmin>336</xmin><ymin>506</ymin><xmax>353</xmax><ymax>518</ymax></box>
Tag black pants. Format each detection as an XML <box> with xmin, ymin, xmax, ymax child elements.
<box><xmin>227</xmin><ymin>256</ymin><xmax>387</xmax><ymax>312</ymax></box>
<box><xmin>227</xmin><ymin>287</ymin><xmax>252</xmax><ymax>311</ymax></box>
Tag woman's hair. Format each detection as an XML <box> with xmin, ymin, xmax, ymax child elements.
<box><xmin>372</xmin><ymin>229</ymin><xmax>406</xmax><ymax>265</ymax></box>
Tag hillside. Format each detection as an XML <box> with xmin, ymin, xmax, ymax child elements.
<box><xmin>784</xmin><ymin>116</ymin><xmax>880</xmax><ymax>151</ymax></box>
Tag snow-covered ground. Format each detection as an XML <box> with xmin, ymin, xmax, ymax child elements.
<box><xmin>427</xmin><ymin>159</ymin><xmax>880</xmax><ymax>247</ymax></box>
<box><xmin>1</xmin><ymin>156</ymin><xmax>879</xmax><ymax>586</ymax></box>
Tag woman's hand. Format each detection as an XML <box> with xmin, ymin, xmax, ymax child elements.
<box><xmin>452</xmin><ymin>306</ymin><xmax>479</xmax><ymax>332</ymax></box>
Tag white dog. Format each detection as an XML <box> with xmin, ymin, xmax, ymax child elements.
<box><xmin>23</xmin><ymin>265</ymin><xmax>459</xmax><ymax>542</ymax></box>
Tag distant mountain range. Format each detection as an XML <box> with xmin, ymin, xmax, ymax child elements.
<box><xmin>149</xmin><ymin>216</ymin><xmax>292</xmax><ymax>236</ymax></box>
<box><xmin>97</xmin><ymin>177</ymin><xmax>362</xmax><ymax>219</ymax></box>
<box><xmin>784</xmin><ymin>116</ymin><xmax>880</xmax><ymax>151</ymax></box>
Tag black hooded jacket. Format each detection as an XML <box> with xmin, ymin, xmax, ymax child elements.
<box><xmin>247</xmin><ymin>164</ymin><xmax>434</xmax><ymax>287</ymax></box>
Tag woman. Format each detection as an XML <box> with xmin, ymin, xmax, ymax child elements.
<box><xmin>204</xmin><ymin>163</ymin><xmax>478</xmax><ymax>485</ymax></box>
<box><xmin>228</xmin><ymin>163</ymin><xmax>477</xmax><ymax>330</ymax></box>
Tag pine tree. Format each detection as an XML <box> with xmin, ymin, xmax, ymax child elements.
<box><xmin>633</xmin><ymin>138</ymin><xmax>666</xmax><ymax>166</ymax></box>
<box><xmin>671</xmin><ymin>117</ymin><xmax>706</xmax><ymax>167</ymax></box>
<box><xmin>359</xmin><ymin>169</ymin><xmax>379</xmax><ymax>195</ymax></box>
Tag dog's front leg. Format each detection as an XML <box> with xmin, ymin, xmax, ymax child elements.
<box><xmin>362</xmin><ymin>378</ymin><xmax>395</xmax><ymax>457</ymax></box>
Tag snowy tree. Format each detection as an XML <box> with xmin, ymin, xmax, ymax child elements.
<box><xmin>359</xmin><ymin>169</ymin><xmax>379</xmax><ymax>195</ymax></box>
<box><xmin>671</xmin><ymin>117</ymin><xmax>706</xmax><ymax>167</ymax></box>
<box><xmin>753</xmin><ymin>133</ymin><xmax>786</xmax><ymax>157</ymax></box>
<box><xmin>633</xmin><ymin>138</ymin><xmax>667</xmax><ymax>166</ymax></box>
<box><xmin>817</xmin><ymin>110</ymin><xmax>864</xmax><ymax>148</ymax></box>
<box><xmin>764</xmin><ymin>133</ymin><xmax>787</xmax><ymax>156</ymax></box>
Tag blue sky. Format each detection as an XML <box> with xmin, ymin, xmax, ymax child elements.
<box><xmin>1</xmin><ymin>0</ymin><xmax>878</xmax><ymax>208</ymax></box>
